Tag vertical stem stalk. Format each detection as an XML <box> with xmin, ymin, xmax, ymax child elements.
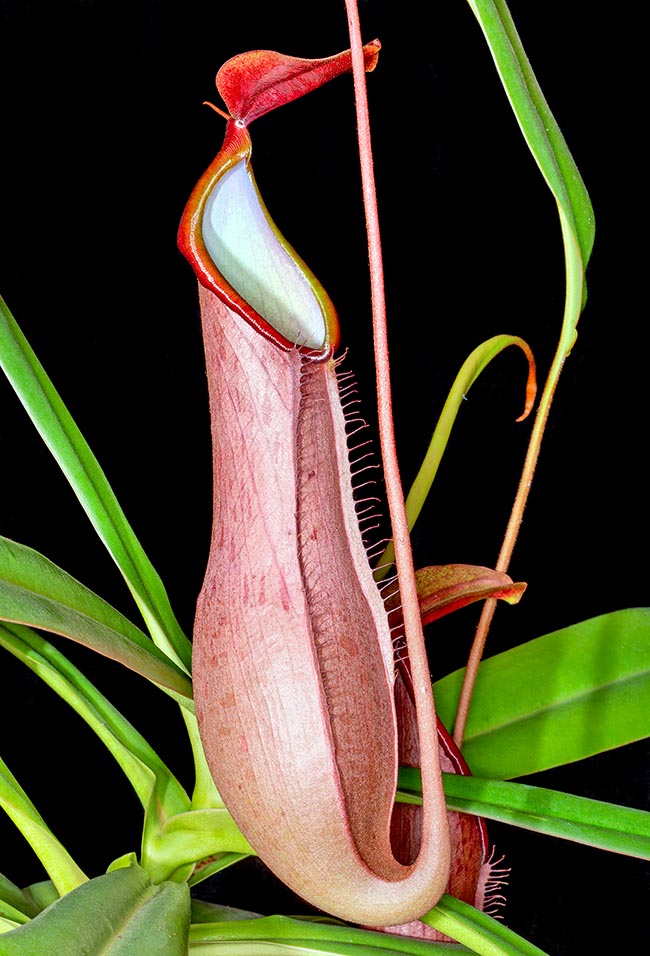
<box><xmin>453</xmin><ymin>371</ymin><xmax>559</xmax><ymax>745</ymax></box>
<box><xmin>343</xmin><ymin>0</ymin><xmax>437</xmax><ymax>753</ymax></box>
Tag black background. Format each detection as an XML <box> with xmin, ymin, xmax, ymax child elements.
<box><xmin>0</xmin><ymin>1</ymin><xmax>648</xmax><ymax>951</ymax></box>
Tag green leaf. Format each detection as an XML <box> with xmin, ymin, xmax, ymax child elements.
<box><xmin>398</xmin><ymin>769</ymin><xmax>650</xmax><ymax>860</ymax></box>
<box><xmin>189</xmin><ymin>915</ymin><xmax>469</xmax><ymax>955</ymax></box>
<box><xmin>466</xmin><ymin>0</ymin><xmax>594</xmax><ymax>297</ymax></box>
<box><xmin>0</xmin><ymin>620</ymin><xmax>241</xmax><ymax>885</ymax></box>
<box><xmin>0</xmin><ymin>863</ymin><xmax>190</xmax><ymax>954</ymax></box>
<box><xmin>0</xmin><ymin>536</ymin><xmax>192</xmax><ymax>698</ymax></box>
<box><xmin>0</xmin><ymin>901</ymin><xmax>29</xmax><ymax>927</ymax></box>
<box><xmin>0</xmin><ymin>874</ymin><xmax>39</xmax><ymax>921</ymax></box>
<box><xmin>445</xmin><ymin>775</ymin><xmax>650</xmax><ymax>859</ymax></box>
<box><xmin>422</xmin><ymin>894</ymin><xmax>548</xmax><ymax>956</ymax></box>
<box><xmin>0</xmin><ymin>295</ymin><xmax>191</xmax><ymax>672</ymax></box>
<box><xmin>0</xmin><ymin>622</ymin><xmax>190</xmax><ymax>813</ymax></box>
<box><xmin>189</xmin><ymin>943</ymin><xmax>448</xmax><ymax>956</ymax></box>
<box><xmin>457</xmin><ymin>12</ymin><xmax>594</xmax><ymax>639</ymax></box>
<box><xmin>0</xmin><ymin>756</ymin><xmax>87</xmax><ymax>897</ymax></box>
<box><xmin>0</xmin><ymin>622</ymin><xmax>199</xmax><ymax>884</ymax></box>
<box><xmin>433</xmin><ymin>609</ymin><xmax>650</xmax><ymax>778</ymax></box>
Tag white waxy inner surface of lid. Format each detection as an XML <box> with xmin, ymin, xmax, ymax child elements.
<box><xmin>202</xmin><ymin>161</ymin><xmax>327</xmax><ymax>351</ymax></box>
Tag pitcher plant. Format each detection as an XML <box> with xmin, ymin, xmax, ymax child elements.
<box><xmin>0</xmin><ymin>2</ymin><xmax>647</xmax><ymax>955</ymax></box>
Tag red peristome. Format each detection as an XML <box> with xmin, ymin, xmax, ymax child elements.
<box><xmin>177</xmin><ymin>120</ymin><xmax>339</xmax><ymax>359</ymax></box>
<box><xmin>178</xmin><ymin>41</ymin><xmax>382</xmax><ymax>359</ymax></box>
<box><xmin>217</xmin><ymin>40</ymin><xmax>381</xmax><ymax>125</ymax></box>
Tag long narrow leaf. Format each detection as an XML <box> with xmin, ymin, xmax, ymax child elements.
<box><xmin>397</xmin><ymin>770</ymin><xmax>650</xmax><ymax>860</ymax></box>
<box><xmin>0</xmin><ymin>621</ymin><xmax>200</xmax><ymax>882</ymax></box>
<box><xmin>190</xmin><ymin>943</ymin><xmax>453</xmax><ymax>956</ymax></box>
<box><xmin>467</xmin><ymin>0</ymin><xmax>594</xmax><ymax>286</ymax></box>
<box><xmin>0</xmin><ymin>295</ymin><xmax>191</xmax><ymax>671</ymax></box>
<box><xmin>0</xmin><ymin>622</ymin><xmax>190</xmax><ymax>814</ymax></box>
<box><xmin>0</xmin><ymin>623</ymin><xmax>242</xmax><ymax>883</ymax></box>
<box><xmin>422</xmin><ymin>894</ymin><xmax>548</xmax><ymax>956</ymax></box>
<box><xmin>433</xmin><ymin>609</ymin><xmax>650</xmax><ymax>778</ymax></box>
<box><xmin>0</xmin><ymin>536</ymin><xmax>192</xmax><ymax>698</ymax></box>
<box><xmin>0</xmin><ymin>756</ymin><xmax>87</xmax><ymax>897</ymax></box>
<box><xmin>0</xmin><ymin>875</ymin><xmax>39</xmax><ymax>922</ymax></box>
<box><xmin>0</xmin><ymin>897</ymin><xmax>30</xmax><ymax>926</ymax></box>
<box><xmin>0</xmin><ymin>906</ymin><xmax>27</xmax><ymax>928</ymax></box>
<box><xmin>190</xmin><ymin>899</ymin><xmax>262</xmax><ymax>923</ymax></box>
<box><xmin>189</xmin><ymin>915</ymin><xmax>468</xmax><ymax>955</ymax></box>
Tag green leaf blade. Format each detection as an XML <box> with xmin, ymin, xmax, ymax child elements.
<box><xmin>441</xmin><ymin>774</ymin><xmax>650</xmax><ymax>860</ymax></box>
<box><xmin>0</xmin><ymin>875</ymin><xmax>39</xmax><ymax>922</ymax></box>
<box><xmin>189</xmin><ymin>915</ymin><xmax>471</xmax><ymax>955</ymax></box>
<box><xmin>0</xmin><ymin>536</ymin><xmax>192</xmax><ymax>698</ymax></box>
<box><xmin>0</xmin><ymin>295</ymin><xmax>191</xmax><ymax>671</ymax></box>
<box><xmin>422</xmin><ymin>894</ymin><xmax>548</xmax><ymax>956</ymax></box>
<box><xmin>434</xmin><ymin>609</ymin><xmax>650</xmax><ymax>779</ymax></box>
<box><xmin>467</xmin><ymin>0</ymin><xmax>594</xmax><ymax>272</ymax></box>
<box><xmin>0</xmin><ymin>622</ymin><xmax>190</xmax><ymax>817</ymax></box>
<box><xmin>0</xmin><ymin>756</ymin><xmax>87</xmax><ymax>896</ymax></box>
<box><xmin>398</xmin><ymin>769</ymin><xmax>650</xmax><ymax>859</ymax></box>
<box><xmin>0</xmin><ymin>864</ymin><xmax>190</xmax><ymax>955</ymax></box>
